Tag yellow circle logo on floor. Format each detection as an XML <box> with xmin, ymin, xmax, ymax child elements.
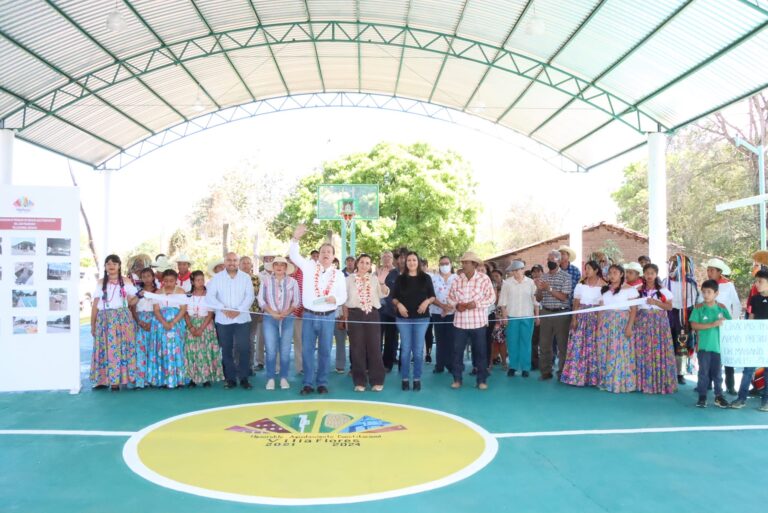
<box><xmin>123</xmin><ymin>400</ymin><xmax>497</xmax><ymax>505</ymax></box>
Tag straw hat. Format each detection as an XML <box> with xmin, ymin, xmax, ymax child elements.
<box><xmin>624</xmin><ymin>262</ymin><xmax>643</xmax><ymax>274</ymax></box>
<box><xmin>459</xmin><ymin>251</ymin><xmax>483</xmax><ymax>265</ymax></box>
<box><xmin>703</xmin><ymin>258</ymin><xmax>731</xmax><ymax>276</ymax></box>
<box><xmin>505</xmin><ymin>260</ymin><xmax>525</xmax><ymax>273</ymax></box>
<box><xmin>174</xmin><ymin>253</ymin><xmax>191</xmax><ymax>264</ymax></box>
<box><xmin>127</xmin><ymin>253</ymin><xmax>152</xmax><ymax>272</ymax></box>
<box><xmin>557</xmin><ymin>245</ymin><xmax>577</xmax><ymax>261</ymax></box>
<box><xmin>207</xmin><ymin>259</ymin><xmax>225</xmax><ymax>276</ymax></box>
<box><xmin>753</xmin><ymin>250</ymin><xmax>768</xmax><ymax>266</ymax></box>
<box><xmin>153</xmin><ymin>256</ymin><xmax>174</xmax><ymax>272</ymax></box>
<box><xmin>265</xmin><ymin>256</ymin><xmax>295</xmax><ymax>275</ymax></box>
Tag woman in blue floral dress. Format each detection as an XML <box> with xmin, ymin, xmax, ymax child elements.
<box><xmin>148</xmin><ymin>269</ymin><xmax>187</xmax><ymax>388</ymax></box>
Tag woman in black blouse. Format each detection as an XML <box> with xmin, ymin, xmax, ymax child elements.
<box><xmin>391</xmin><ymin>251</ymin><xmax>436</xmax><ymax>391</ymax></box>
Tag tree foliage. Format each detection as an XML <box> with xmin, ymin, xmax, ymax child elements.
<box><xmin>270</xmin><ymin>142</ymin><xmax>480</xmax><ymax>262</ymax></box>
<box><xmin>612</xmin><ymin>126</ymin><xmax>760</xmax><ymax>296</ymax></box>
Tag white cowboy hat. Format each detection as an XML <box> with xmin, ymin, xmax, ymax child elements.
<box><xmin>207</xmin><ymin>259</ymin><xmax>225</xmax><ymax>276</ymax></box>
<box><xmin>623</xmin><ymin>262</ymin><xmax>643</xmax><ymax>274</ymax></box>
<box><xmin>703</xmin><ymin>258</ymin><xmax>731</xmax><ymax>275</ymax></box>
<box><xmin>557</xmin><ymin>245</ymin><xmax>577</xmax><ymax>261</ymax></box>
<box><xmin>153</xmin><ymin>256</ymin><xmax>174</xmax><ymax>272</ymax></box>
<box><xmin>174</xmin><ymin>253</ymin><xmax>192</xmax><ymax>264</ymax></box>
<box><xmin>459</xmin><ymin>251</ymin><xmax>483</xmax><ymax>265</ymax></box>
<box><xmin>265</xmin><ymin>256</ymin><xmax>295</xmax><ymax>275</ymax></box>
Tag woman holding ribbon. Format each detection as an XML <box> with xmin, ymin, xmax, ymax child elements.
<box><xmin>634</xmin><ymin>263</ymin><xmax>677</xmax><ymax>394</ymax></box>
<box><xmin>258</xmin><ymin>257</ymin><xmax>301</xmax><ymax>391</ymax></box>
<box><xmin>90</xmin><ymin>254</ymin><xmax>139</xmax><ymax>390</ymax></box>
<box><xmin>561</xmin><ymin>261</ymin><xmax>606</xmax><ymax>387</ymax></box>
<box><xmin>596</xmin><ymin>264</ymin><xmax>640</xmax><ymax>393</ymax></box>
<box><xmin>343</xmin><ymin>253</ymin><xmax>390</xmax><ymax>392</ymax></box>
<box><xmin>149</xmin><ymin>268</ymin><xmax>188</xmax><ymax>388</ymax></box>
<box><xmin>184</xmin><ymin>270</ymin><xmax>224</xmax><ymax>387</ymax></box>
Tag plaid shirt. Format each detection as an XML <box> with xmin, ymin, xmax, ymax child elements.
<box><xmin>563</xmin><ymin>263</ymin><xmax>581</xmax><ymax>307</ymax></box>
<box><xmin>446</xmin><ymin>271</ymin><xmax>496</xmax><ymax>329</ymax></box>
<box><xmin>538</xmin><ymin>269</ymin><xmax>572</xmax><ymax>310</ymax></box>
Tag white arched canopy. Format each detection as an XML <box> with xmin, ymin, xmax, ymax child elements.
<box><xmin>0</xmin><ymin>0</ymin><xmax>767</xmax><ymax>171</ymax></box>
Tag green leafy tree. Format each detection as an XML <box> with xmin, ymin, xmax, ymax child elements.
<box><xmin>270</xmin><ymin>142</ymin><xmax>480</xmax><ymax>262</ymax></box>
<box><xmin>612</xmin><ymin>126</ymin><xmax>759</xmax><ymax>296</ymax></box>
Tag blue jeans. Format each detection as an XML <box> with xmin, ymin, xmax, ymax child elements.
<box><xmin>506</xmin><ymin>318</ymin><xmax>534</xmax><ymax>371</ymax></box>
<box><xmin>215</xmin><ymin>321</ymin><xmax>251</xmax><ymax>383</ymax></box>
<box><xmin>453</xmin><ymin>327</ymin><xmax>488</xmax><ymax>384</ymax></box>
<box><xmin>696</xmin><ymin>350</ymin><xmax>723</xmax><ymax>399</ymax></box>
<box><xmin>301</xmin><ymin>312</ymin><xmax>335</xmax><ymax>387</ymax></box>
<box><xmin>263</xmin><ymin>315</ymin><xmax>294</xmax><ymax>380</ymax></box>
<box><xmin>738</xmin><ymin>367</ymin><xmax>768</xmax><ymax>402</ymax></box>
<box><xmin>396</xmin><ymin>317</ymin><xmax>429</xmax><ymax>380</ymax></box>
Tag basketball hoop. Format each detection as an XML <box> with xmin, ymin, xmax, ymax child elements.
<box><xmin>338</xmin><ymin>199</ymin><xmax>357</xmax><ymax>228</ymax></box>
<box><xmin>341</xmin><ymin>209</ymin><xmax>355</xmax><ymax>228</ymax></box>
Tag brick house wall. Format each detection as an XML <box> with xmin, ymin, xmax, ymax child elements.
<box><xmin>486</xmin><ymin>222</ymin><xmax>693</xmax><ymax>271</ymax></box>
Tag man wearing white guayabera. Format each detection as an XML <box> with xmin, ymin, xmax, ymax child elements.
<box><xmin>205</xmin><ymin>252</ymin><xmax>255</xmax><ymax>390</ymax></box>
<box><xmin>289</xmin><ymin>224</ymin><xmax>348</xmax><ymax>395</ymax></box>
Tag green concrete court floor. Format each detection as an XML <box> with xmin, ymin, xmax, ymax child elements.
<box><xmin>0</xmin><ymin>327</ymin><xmax>765</xmax><ymax>513</ymax></box>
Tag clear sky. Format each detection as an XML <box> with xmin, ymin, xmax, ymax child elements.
<box><xmin>13</xmin><ymin>104</ymin><xmax>643</xmax><ymax>256</ymax></box>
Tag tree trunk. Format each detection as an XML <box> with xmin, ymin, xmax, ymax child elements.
<box><xmin>68</xmin><ymin>161</ymin><xmax>100</xmax><ymax>274</ymax></box>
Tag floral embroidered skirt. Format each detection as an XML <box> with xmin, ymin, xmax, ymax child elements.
<box><xmin>185</xmin><ymin>316</ymin><xmax>224</xmax><ymax>384</ymax></box>
<box><xmin>560</xmin><ymin>307</ymin><xmax>601</xmax><ymax>387</ymax></box>
<box><xmin>634</xmin><ymin>309</ymin><xmax>678</xmax><ymax>394</ymax></box>
<box><xmin>597</xmin><ymin>311</ymin><xmax>637</xmax><ymax>393</ymax></box>
<box><xmin>90</xmin><ymin>307</ymin><xmax>137</xmax><ymax>387</ymax></box>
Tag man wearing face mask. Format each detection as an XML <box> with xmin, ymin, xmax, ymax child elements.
<box><xmin>534</xmin><ymin>250</ymin><xmax>573</xmax><ymax>380</ymax></box>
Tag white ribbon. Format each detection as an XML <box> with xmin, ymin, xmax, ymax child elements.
<box><xmin>142</xmin><ymin>292</ymin><xmax>648</xmax><ymax>325</ymax></box>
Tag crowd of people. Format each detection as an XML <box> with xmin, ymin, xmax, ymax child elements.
<box><xmin>89</xmin><ymin>225</ymin><xmax>768</xmax><ymax>410</ymax></box>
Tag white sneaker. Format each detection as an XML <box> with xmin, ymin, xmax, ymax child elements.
<box><xmin>280</xmin><ymin>378</ymin><xmax>290</xmax><ymax>390</ymax></box>
<box><xmin>266</xmin><ymin>379</ymin><xmax>275</xmax><ymax>390</ymax></box>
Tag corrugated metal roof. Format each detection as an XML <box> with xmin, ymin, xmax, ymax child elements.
<box><xmin>1</xmin><ymin>0</ymin><xmax>767</xmax><ymax>169</ymax></box>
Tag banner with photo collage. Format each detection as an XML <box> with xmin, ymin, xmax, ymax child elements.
<box><xmin>0</xmin><ymin>186</ymin><xmax>80</xmax><ymax>392</ymax></box>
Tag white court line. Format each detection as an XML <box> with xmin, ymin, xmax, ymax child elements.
<box><xmin>0</xmin><ymin>429</ymin><xmax>135</xmax><ymax>437</ymax></box>
<box><xmin>493</xmin><ymin>424</ymin><xmax>768</xmax><ymax>438</ymax></box>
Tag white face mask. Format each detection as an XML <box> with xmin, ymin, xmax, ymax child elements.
<box><xmin>439</xmin><ymin>264</ymin><xmax>451</xmax><ymax>274</ymax></box>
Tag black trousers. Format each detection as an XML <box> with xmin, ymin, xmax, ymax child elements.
<box><xmin>380</xmin><ymin>311</ymin><xmax>399</xmax><ymax>370</ymax></box>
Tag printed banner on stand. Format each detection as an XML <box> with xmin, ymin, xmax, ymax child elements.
<box><xmin>0</xmin><ymin>186</ymin><xmax>80</xmax><ymax>392</ymax></box>
<box><xmin>720</xmin><ymin>320</ymin><xmax>768</xmax><ymax>367</ymax></box>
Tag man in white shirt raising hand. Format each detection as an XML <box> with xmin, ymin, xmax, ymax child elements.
<box><xmin>289</xmin><ymin>224</ymin><xmax>348</xmax><ymax>395</ymax></box>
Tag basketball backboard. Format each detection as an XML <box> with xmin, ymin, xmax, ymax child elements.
<box><xmin>317</xmin><ymin>184</ymin><xmax>379</xmax><ymax>221</ymax></box>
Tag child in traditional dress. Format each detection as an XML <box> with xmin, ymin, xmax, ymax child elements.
<box><xmin>596</xmin><ymin>265</ymin><xmax>639</xmax><ymax>393</ymax></box>
<box><xmin>90</xmin><ymin>255</ymin><xmax>139</xmax><ymax>390</ymax></box>
<box><xmin>184</xmin><ymin>271</ymin><xmax>224</xmax><ymax>387</ymax></box>
<box><xmin>149</xmin><ymin>269</ymin><xmax>188</xmax><ymax>388</ymax></box>
<box><xmin>130</xmin><ymin>267</ymin><xmax>157</xmax><ymax>388</ymax></box>
<box><xmin>561</xmin><ymin>261</ymin><xmax>605</xmax><ymax>387</ymax></box>
<box><xmin>634</xmin><ymin>264</ymin><xmax>677</xmax><ymax>394</ymax></box>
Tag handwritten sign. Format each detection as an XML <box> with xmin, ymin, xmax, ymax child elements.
<box><xmin>720</xmin><ymin>320</ymin><xmax>768</xmax><ymax>367</ymax></box>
